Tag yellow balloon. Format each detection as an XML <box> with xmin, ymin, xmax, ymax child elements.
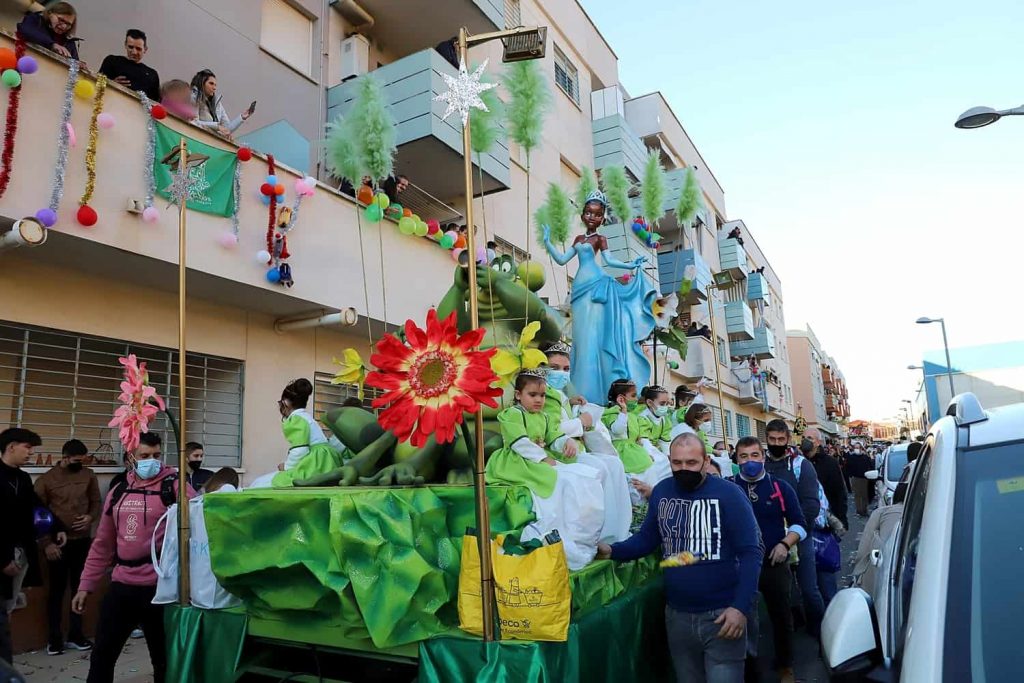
<box><xmin>374</xmin><ymin>192</ymin><xmax>390</xmax><ymax>210</ymax></box>
<box><xmin>74</xmin><ymin>79</ymin><xmax>96</xmax><ymax>99</ymax></box>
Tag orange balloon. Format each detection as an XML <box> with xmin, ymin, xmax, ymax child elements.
<box><xmin>0</xmin><ymin>49</ymin><xmax>15</xmax><ymax>71</ymax></box>
<box><xmin>356</xmin><ymin>185</ymin><xmax>374</xmax><ymax>205</ymax></box>
<box><xmin>454</xmin><ymin>235</ymin><xmax>467</xmax><ymax>249</ymax></box>
<box><xmin>402</xmin><ymin>207</ymin><xmax>412</xmax><ymax>217</ymax></box>
<box><xmin>273</xmin><ymin>183</ymin><xmax>285</xmax><ymax>196</ymax></box>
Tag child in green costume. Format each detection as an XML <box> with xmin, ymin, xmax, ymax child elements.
<box><xmin>601</xmin><ymin>379</ymin><xmax>671</xmax><ymax>493</ymax></box>
<box><xmin>668</xmin><ymin>402</ymin><xmax>715</xmax><ymax>457</ymax></box>
<box><xmin>636</xmin><ymin>385</ymin><xmax>673</xmax><ymax>456</ymax></box>
<box><xmin>251</xmin><ymin>378</ymin><xmax>345</xmax><ymax>488</ymax></box>
<box><xmin>485</xmin><ymin>370</ymin><xmax>604</xmax><ymax>570</ymax></box>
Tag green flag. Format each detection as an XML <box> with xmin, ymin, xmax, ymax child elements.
<box><xmin>154</xmin><ymin>123</ymin><xmax>238</xmax><ymax>217</ymax></box>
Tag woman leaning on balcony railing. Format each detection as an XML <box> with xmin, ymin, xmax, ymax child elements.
<box><xmin>16</xmin><ymin>1</ymin><xmax>80</xmax><ymax>61</ymax></box>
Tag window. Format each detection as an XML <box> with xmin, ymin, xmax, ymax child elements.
<box><xmin>0</xmin><ymin>321</ymin><xmax>244</xmax><ymax>467</ymax></box>
<box><xmin>260</xmin><ymin>0</ymin><xmax>314</xmax><ymax>76</ymax></box>
<box><xmin>553</xmin><ymin>44</ymin><xmax>580</xmax><ymax>105</ymax></box>
<box><xmin>707</xmin><ymin>406</ymin><xmax>724</xmax><ymax>438</ymax></box>
<box><xmin>736</xmin><ymin>413</ymin><xmax>751</xmax><ymax>438</ymax></box>
<box><xmin>756</xmin><ymin>419</ymin><xmax>767</xmax><ymax>442</ymax></box>
<box><xmin>894</xmin><ymin>439</ymin><xmax>933</xmax><ymax>641</ymax></box>
<box><xmin>717</xmin><ymin>336</ymin><xmax>728</xmax><ymax>367</ymax></box>
<box><xmin>493</xmin><ymin>235</ymin><xmax>531</xmax><ymax>263</ymax></box>
<box><xmin>724</xmin><ymin>410</ymin><xmax>734</xmax><ymax>438</ymax></box>
<box><xmin>505</xmin><ymin>0</ymin><xmax>523</xmax><ymax>29</ymax></box>
<box><xmin>313</xmin><ymin>372</ymin><xmax>382</xmax><ymax>435</ymax></box>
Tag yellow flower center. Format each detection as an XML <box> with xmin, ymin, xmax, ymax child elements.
<box><xmin>409</xmin><ymin>350</ymin><xmax>456</xmax><ymax>398</ymax></box>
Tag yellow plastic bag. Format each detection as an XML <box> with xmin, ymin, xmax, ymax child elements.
<box><xmin>457</xmin><ymin>533</ymin><xmax>571</xmax><ymax>641</ymax></box>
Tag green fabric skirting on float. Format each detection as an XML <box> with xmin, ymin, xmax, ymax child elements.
<box><xmin>417</xmin><ymin>577</ymin><xmax>673</xmax><ymax>682</ymax></box>
<box><xmin>164</xmin><ymin>605</ymin><xmax>248</xmax><ymax>683</ymax></box>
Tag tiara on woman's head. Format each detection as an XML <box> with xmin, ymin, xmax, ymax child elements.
<box><xmin>544</xmin><ymin>340</ymin><xmax>572</xmax><ymax>356</ymax></box>
<box><xmin>584</xmin><ymin>189</ymin><xmax>609</xmax><ymax>208</ymax></box>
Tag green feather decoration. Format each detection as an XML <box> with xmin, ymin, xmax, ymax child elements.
<box><xmin>600</xmin><ymin>165</ymin><xmax>632</xmax><ymax>226</ymax></box>
<box><xmin>325</xmin><ymin>115</ymin><xmax>362</xmax><ymax>185</ymax></box>
<box><xmin>502</xmin><ymin>61</ymin><xmax>549</xmax><ymax>153</ymax></box>
<box><xmin>641</xmin><ymin>150</ymin><xmax>667</xmax><ymax>227</ymax></box>
<box><xmin>349</xmin><ymin>75</ymin><xmax>396</xmax><ymax>181</ymax></box>
<box><xmin>536</xmin><ymin>182</ymin><xmax>572</xmax><ymax>247</ymax></box>
<box><xmin>676</xmin><ymin>167</ymin><xmax>703</xmax><ymax>227</ymax></box>
<box><xmin>533</xmin><ymin>203</ymin><xmax>549</xmax><ymax>242</ymax></box>
<box><xmin>575</xmin><ymin>166</ymin><xmax>598</xmax><ymax>211</ymax></box>
<box><xmin>470</xmin><ymin>70</ymin><xmax>503</xmax><ymax>155</ymax></box>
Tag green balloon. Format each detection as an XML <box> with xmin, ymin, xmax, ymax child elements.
<box><xmin>439</xmin><ymin>235</ymin><xmax>455</xmax><ymax>249</ymax></box>
<box><xmin>2</xmin><ymin>69</ymin><xmax>21</xmax><ymax>88</ymax></box>
<box><xmin>414</xmin><ymin>220</ymin><xmax>428</xmax><ymax>237</ymax></box>
<box><xmin>389</xmin><ymin>203</ymin><xmax>403</xmax><ymax>216</ymax></box>
<box><xmin>637</xmin><ymin>229</ymin><xmax>650</xmax><ymax>241</ymax></box>
<box><xmin>398</xmin><ymin>216</ymin><xmax>416</xmax><ymax>235</ymax></box>
<box><xmin>364</xmin><ymin>204</ymin><xmax>383</xmax><ymax>222</ymax></box>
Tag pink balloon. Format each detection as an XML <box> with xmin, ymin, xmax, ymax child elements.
<box><xmin>97</xmin><ymin>112</ymin><xmax>115</xmax><ymax>130</ymax></box>
<box><xmin>217</xmin><ymin>232</ymin><xmax>238</xmax><ymax>249</ymax></box>
<box><xmin>293</xmin><ymin>179</ymin><xmax>309</xmax><ymax>195</ymax></box>
<box><xmin>426</xmin><ymin>219</ymin><xmax>440</xmax><ymax>235</ymax></box>
<box><xmin>476</xmin><ymin>246</ymin><xmax>486</xmax><ymax>263</ymax></box>
<box><xmin>444</xmin><ymin>230</ymin><xmax>457</xmax><ymax>241</ymax></box>
<box><xmin>66</xmin><ymin>122</ymin><xmax>76</xmax><ymax>148</ymax></box>
<box><xmin>141</xmin><ymin>206</ymin><xmax>159</xmax><ymax>223</ymax></box>
<box><xmin>451</xmin><ymin>248</ymin><xmax>465</xmax><ymax>262</ymax></box>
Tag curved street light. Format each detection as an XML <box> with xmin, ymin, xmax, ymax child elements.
<box><xmin>954</xmin><ymin>104</ymin><xmax>1024</xmax><ymax>129</ymax></box>
<box><xmin>916</xmin><ymin>317</ymin><xmax>956</xmax><ymax>400</ymax></box>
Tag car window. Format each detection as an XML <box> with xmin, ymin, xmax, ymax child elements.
<box><xmin>943</xmin><ymin>440</ymin><xmax>1024</xmax><ymax>681</ymax></box>
<box><xmin>893</xmin><ymin>439</ymin><xmax>933</xmax><ymax>642</ymax></box>
<box><xmin>886</xmin><ymin>450</ymin><xmax>908</xmax><ymax>482</ymax></box>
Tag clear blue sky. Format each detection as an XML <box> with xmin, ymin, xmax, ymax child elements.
<box><xmin>583</xmin><ymin>0</ymin><xmax>1024</xmax><ymax>420</ymax></box>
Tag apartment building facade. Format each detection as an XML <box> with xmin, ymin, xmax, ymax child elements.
<box><xmin>787</xmin><ymin>325</ymin><xmax>849</xmax><ymax>438</ymax></box>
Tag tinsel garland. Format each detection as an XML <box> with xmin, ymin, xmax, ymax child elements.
<box><xmin>230</xmin><ymin>161</ymin><xmax>241</xmax><ymax>237</ymax></box>
<box><xmin>79</xmin><ymin>74</ymin><xmax>108</xmax><ymax>205</ymax></box>
<box><xmin>264</xmin><ymin>154</ymin><xmax>277</xmax><ymax>253</ymax></box>
<box><xmin>39</xmin><ymin>59</ymin><xmax>79</xmax><ymax>221</ymax></box>
<box><xmin>0</xmin><ymin>39</ymin><xmax>26</xmax><ymax>200</ymax></box>
<box><xmin>138</xmin><ymin>92</ymin><xmax>156</xmax><ymax>210</ymax></box>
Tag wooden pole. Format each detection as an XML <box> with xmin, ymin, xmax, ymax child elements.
<box><xmin>459</xmin><ymin>26</ymin><xmax>496</xmax><ymax>642</ymax></box>
<box><xmin>176</xmin><ymin>137</ymin><xmax>191</xmax><ymax>607</ymax></box>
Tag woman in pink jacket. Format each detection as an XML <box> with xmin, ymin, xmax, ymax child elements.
<box><xmin>72</xmin><ymin>432</ymin><xmax>194</xmax><ymax>683</ymax></box>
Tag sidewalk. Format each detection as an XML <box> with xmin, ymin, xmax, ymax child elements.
<box><xmin>14</xmin><ymin>638</ymin><xmax>154</xmax><ymax>682</ymax></box>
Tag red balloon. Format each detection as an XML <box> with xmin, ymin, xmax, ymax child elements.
<box><xmin>237</xmin><ymin>147</ymin><xmax>252</xmax><ymax>162</ymax></box>
<box><xmin>76</xmin><ymin>205</ymin><xmax>98</xmax><ymax>227</ymax></box>
<box><xmin>260</xmin><ymin>183</ymin><xmax>274</xmax><ymax>196</ymax></box>
<box><xmin>426</xmin><ymin>219</ymin><xmax>440</xmax><ymax>235</ymax></box>
<box><xmin>0</xmin><ymin>49</ymin><xmax>16</xmax><ymax>71</ymax></box>
<box><xmin>150</xmin><ymin>103</ymin><xmax>167</xmax><ymax>120</ymax></box>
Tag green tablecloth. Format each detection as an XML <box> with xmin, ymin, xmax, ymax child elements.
<box><xmin>418</xmin><ymin>578</ymin><xmax>672</xmax><ymax>682</ymax></box>
<box><xmin>165</xmin><ymin>605</ymin><xmax>247</xmax><ymax>683</ymax></box>
<box><xmin>205</xmin><ymin>486</ymin><xmax>536</xmax><ymax>650</ymax></box>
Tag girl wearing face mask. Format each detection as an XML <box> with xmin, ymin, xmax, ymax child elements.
<box><xmin>602</xmin><ymin>379</ymin><xmax>672</xmax><ymax>494</ymax></box>
<box><xmin>485</xmin><ymin>370</ymin><xmax>605</xmax><ymax>570</ymax></box>
<box><xmin>637</xmin><ymin>386</ymin><xmax>673</xmax><ymax>456</ymax></box>
<box><xmin>669</xmin><ymin>403</ymin><xmax>716</xmax><ymax>458</ymax></box>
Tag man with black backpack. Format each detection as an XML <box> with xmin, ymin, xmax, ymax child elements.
<box><xmin>72</xmin><ymin>432</ymin><xmax>194</xmax><ymax>683</ymax></box>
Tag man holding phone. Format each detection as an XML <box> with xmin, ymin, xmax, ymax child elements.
<box><xmin>34</xmin><ymin>439</ymin><xmax>102</xmax><ymax>655</ymax></box>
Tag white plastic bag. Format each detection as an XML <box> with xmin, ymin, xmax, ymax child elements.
<box><xmin>579</xmin><ymin>403</ymin><xmax>617</xmax><ymax>457</ymax></box>
<box><xmin>151</xmin><ymin>496</ymin><xmax>241</xmax><ymax>609</ymax></box>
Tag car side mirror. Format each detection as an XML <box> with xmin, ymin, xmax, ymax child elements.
<box><xmin>865</xmin><ymin>469</ymin><xmax>879</xmax><ymax>481</ymax></box>
<box><xmin>821</xmin><ymin>588</ymin><xmax>883</xmax><ymax>676</ymax></box>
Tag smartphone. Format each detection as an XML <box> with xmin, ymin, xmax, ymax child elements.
<box><xmin>247</xmin><ymin>100</ymin><xmax>257</xmax><ymax>115</ymax></box>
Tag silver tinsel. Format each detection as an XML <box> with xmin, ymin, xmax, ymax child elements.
<box><xmin>138</xmin><ymin>92</ymin><xmax>156</xmax><ymax>210</ymax></box>
<box><xmin>434</xmin><ymin>58</ymin><xmax>497</xmax><ymax>126</ymax></box>
<box><xmin>230</xmin><ymin>162</ymin><xmax>241</xmax><ymax>237</ymax></box>
<box><xmin>47</xmin><ymin>60</ymin><xmax>80</xmax><ymax>211</ymax></box>
<box><xmin>168</xmin><ymin>164</ymin><xmax>190</xmax><ymax>206</ymax></box>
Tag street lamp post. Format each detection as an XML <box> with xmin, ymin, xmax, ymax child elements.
<box><xmin>916</xmin><ymin>317</ymin><xmax>956</xmax><ymax>401</ymax></box>
<box><xmin>954</xmin><ymin>104</ymin><xmax>1024</xmax><ymax>129</ymax></box>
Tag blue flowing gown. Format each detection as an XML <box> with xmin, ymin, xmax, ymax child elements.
<box><xmin>566</xmin><ymin>242</ymin><xmax>657</xmax><ymax>404</ymax></box>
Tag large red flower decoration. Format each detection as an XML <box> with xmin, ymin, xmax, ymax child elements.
<box><xmin>366</xmin><ymin>309</ymin><xmax>501</xmax><ymax>446</ymax></box>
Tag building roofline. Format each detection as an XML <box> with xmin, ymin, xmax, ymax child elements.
<box><xmin>573</xmin><ymin>0</ymin><xmax>619</xmax><ymax>60</ymax></box>
<box><xmin>722</xmin><ymin>218</ymin><xmax>781</xmax><ymax>289</ymax></box>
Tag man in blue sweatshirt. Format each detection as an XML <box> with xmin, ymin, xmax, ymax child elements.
<box><xmin>598</xmin><ymin>433</ymin><xmax>763</xmax><ymax>683</ymax></box>
<box><xmin>730</xmin><ymin>436</ymin><xmax>807</xmax><ymax>683</ymax></box>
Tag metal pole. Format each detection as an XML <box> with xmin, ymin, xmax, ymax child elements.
<box><xmin>705</xmin><ymin>285</ymin><xmax>729</xmax><ymax>451</ymax></box>
<box><xmin>459</xmin><ymin>27</ymin><xmax>495</xmax><ymax>642</ymax></box>
<box><xmin>939</xmin><ymin>319</ymin><xmax>956</xmax><ymax>401</ymax></box>
<box><xmin>176</xmin><ymin>137</ymin><xmax>191</xmax><ymax>608</ymax></box>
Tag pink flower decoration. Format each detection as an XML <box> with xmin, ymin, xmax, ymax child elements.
<box><xmin>108</xmin><ymin>354</ymin><xmax>166</xmax><ymax>454</ymax></box>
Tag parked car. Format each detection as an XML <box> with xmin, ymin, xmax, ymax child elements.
<box><xmin>866</xmin><ymin>443</ymin><xmax>910</xmax><ymax>506</ymax></box>
<box><xmin>821</xmin><ymin>392</ymin><xmax>1024</xmax><ymax>682</ymax></box>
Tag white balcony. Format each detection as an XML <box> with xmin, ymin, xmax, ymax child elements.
<box><xmin>724</xmin><ymin>301</ymin><xmax>754</xmax><ymax>340</ymax></box>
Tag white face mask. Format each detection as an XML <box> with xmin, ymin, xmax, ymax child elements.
<box><xmin>698</xmin><ymin>421</ymin><xmax>711</xmax><ymax>432</ymax></box>
<box><xmin>653</xmin><ymin>405</ymin><xmax>670</xmax><ymax>418</ymax></box>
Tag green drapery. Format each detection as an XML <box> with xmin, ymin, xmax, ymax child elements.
<box><xmin>418</xmin><ymin>578</ymin><xmax>673</xmax><ymax>682</ymax></box>
<box><xmin>204</xmin><ymin>486</ymin><xmax>536</xmax><ymax>650</ymax></box>
<box><xmin>154</xmin><ymin>122</ymin><xmax>238</xmax><ymax>216</ymax></box>
<box><xmin>165</xmin><ymin>605</ymin><xmax>247</xmax><ymax>683</ymax></box>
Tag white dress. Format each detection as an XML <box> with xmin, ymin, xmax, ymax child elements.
<box><xmin>549</xmin><ymin>388</ymin><xmax>632</xmax><ymax>544</ymax></box>
<box><xmin>607</xmin><ymin>411</ymin><xmax>672</xmax><ymax>490</ymax></box>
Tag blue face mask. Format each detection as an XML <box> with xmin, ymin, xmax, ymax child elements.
<box><xmin>546</xmin><ymin>369</ymin><xmax>570</xmax><ymax>391</ymax></box>
<box><xmin>653</xmin><ymin>405</ymin><xmax>670</xmax><ymax>418</ymax></box>
<box><xmin>135</xmin><ymin>458</ymin><xmax>162</xmax><ymax>480</ymax></box>
<box><xmin>739</xmin><ymin>460</ymin><xmax>764</xmax><ymax>480</ymax></box>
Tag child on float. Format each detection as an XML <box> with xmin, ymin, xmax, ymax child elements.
<box><xmin>542</xmin><ymin>342</ymin><xmax>631</xmax><ymax>543</ymax></box>
<box><xmin>485</xmin><ymin>369</ymin><xmax>605</xmax><ymax>570</ymax></box>
<box><xmin>636</xmin><ymin>385</ymin><xmax>673</xmax><ymax>457</ymax></box>
<box><xmin>601</xmin><ymin>379</ymin><xmax>672</xmax><ymax>493</ymax></box>
<box><xmin>249</xmin><ymin>378</ymin><xmax>345</xmax><ymax>488</ymax></box>
<box><xmin>671</xmin><ymin>381</ymin><xmax>706</xmax><ymax>427</ymax></box>
<box><xmin>669</xmin><ymin>402</ymin><xmax>716</xmax><ymax>456</ymax></box>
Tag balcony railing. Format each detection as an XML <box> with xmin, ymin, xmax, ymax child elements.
<box><xmin>349</xmin><ymin>1</ymin><xmax>503</xmax><ymax>57</ymax></box>
<box><xmin>729</xmin><ymin>326</ymin><xmax>777</xmax><ymax>360</ymax></box>
<box><xmin>746</xmin><ymin>272</ymin><xmax>771</xmax><ymax>306</ymax></box>
<box><xmin>657</xmin><ymin>248</ymin><xmax>710</xmax><ymax>301</ymax></box>
<box><xmin>592</xmin><ymin>113</ymin><xmax>647</xmax><ymax>182</ymax></box>
<box><xmin>724</xmin><ymin>301</ymin><xmax>754</xmax><ymax>340</ymax></box>
<box><xmin>666</xmin><ymin>335</ymin><xmax>715</xmax><ymax>382</ymax></box>
<box><xmin>327</xmin><ymin>49</ymin><xmax>510</xmax><ymax>203</ymax></box>
<box><xmin>734</xmin><ymin>363</ymin><xmax>761</xmax><ymax>405</ymax></box>
<box><xmin>718</xmin><ymin>238</ymin><xmax>748</xmax><ymax>280</ymax></box>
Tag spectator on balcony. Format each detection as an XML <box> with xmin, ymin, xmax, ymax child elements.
<box><xmin>17</xmin><ymin>2</ymin><xmax>80</xmax><ymax>60</ymax></box>
<box><xmin>685</xmin><ymin>321</ymin><xmax>699</xmax><ymax>337</ymax></box>
<box><xmin>699</xmin><ymin>324</ymin><xmax>712</xmax><ymax>340</ymax></box>
<box><xmin>189</xmin><ymin>69</ymin><xmax>254</xmax><ymax>139</ymax></box>
<box><xmin>435</xmin><ymin>36</ymin><xmax>460</xmax><ymax>70</ymax></box>
<box><xmin>726</xmin><ymin>226</ymin><xmax>744</xmax><ymax>245</ymax></box>
<box><xmin>99</xmin><ymin>29</ymin><xmax>160</xmax><ymax>102</ymax></box>
<box><xmin>159</xmin><ymin>79</ymin><xmax>196</xmax><ymax>119</ymax></box>
<box><xmin>486</xmin><ymin>241</ymin><xmax>497</xmax><ymax>263</ymax></box>
<box><xmin>381</xmin><ymin>174</ymin><xmax>409</xmax><ymax>205</ymax></box>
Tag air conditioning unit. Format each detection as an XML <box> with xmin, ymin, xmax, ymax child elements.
<box><xmin>340</xmin><ymin>34</ymin><xmax>370</xmax><ymax>83</ymax></box>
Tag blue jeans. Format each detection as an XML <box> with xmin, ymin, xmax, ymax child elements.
<box><xmin>796</xmin><ymin>536</ymin><xmax>825</xmax><ymax>635</ymax></box>
<box><xmin>665</xmin><ymin>606</ymin><xmax>746</xmax><ymax>683</ymax></box>
<box><xmin>818</xmin><ymin>569</ymin><xmax>838</xmax><ymax>606</ymax></box>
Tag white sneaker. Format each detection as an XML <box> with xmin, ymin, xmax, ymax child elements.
<box><xmin>130</xmin><ymin>628</ymin><xmax>144</xmax><ymax>639</ymax></box>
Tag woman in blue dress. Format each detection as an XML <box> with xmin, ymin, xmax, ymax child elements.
<box><xmin>543</xmin><ymin>190</ymin><xmax>657</xmax><ymax>405</ymax></box>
